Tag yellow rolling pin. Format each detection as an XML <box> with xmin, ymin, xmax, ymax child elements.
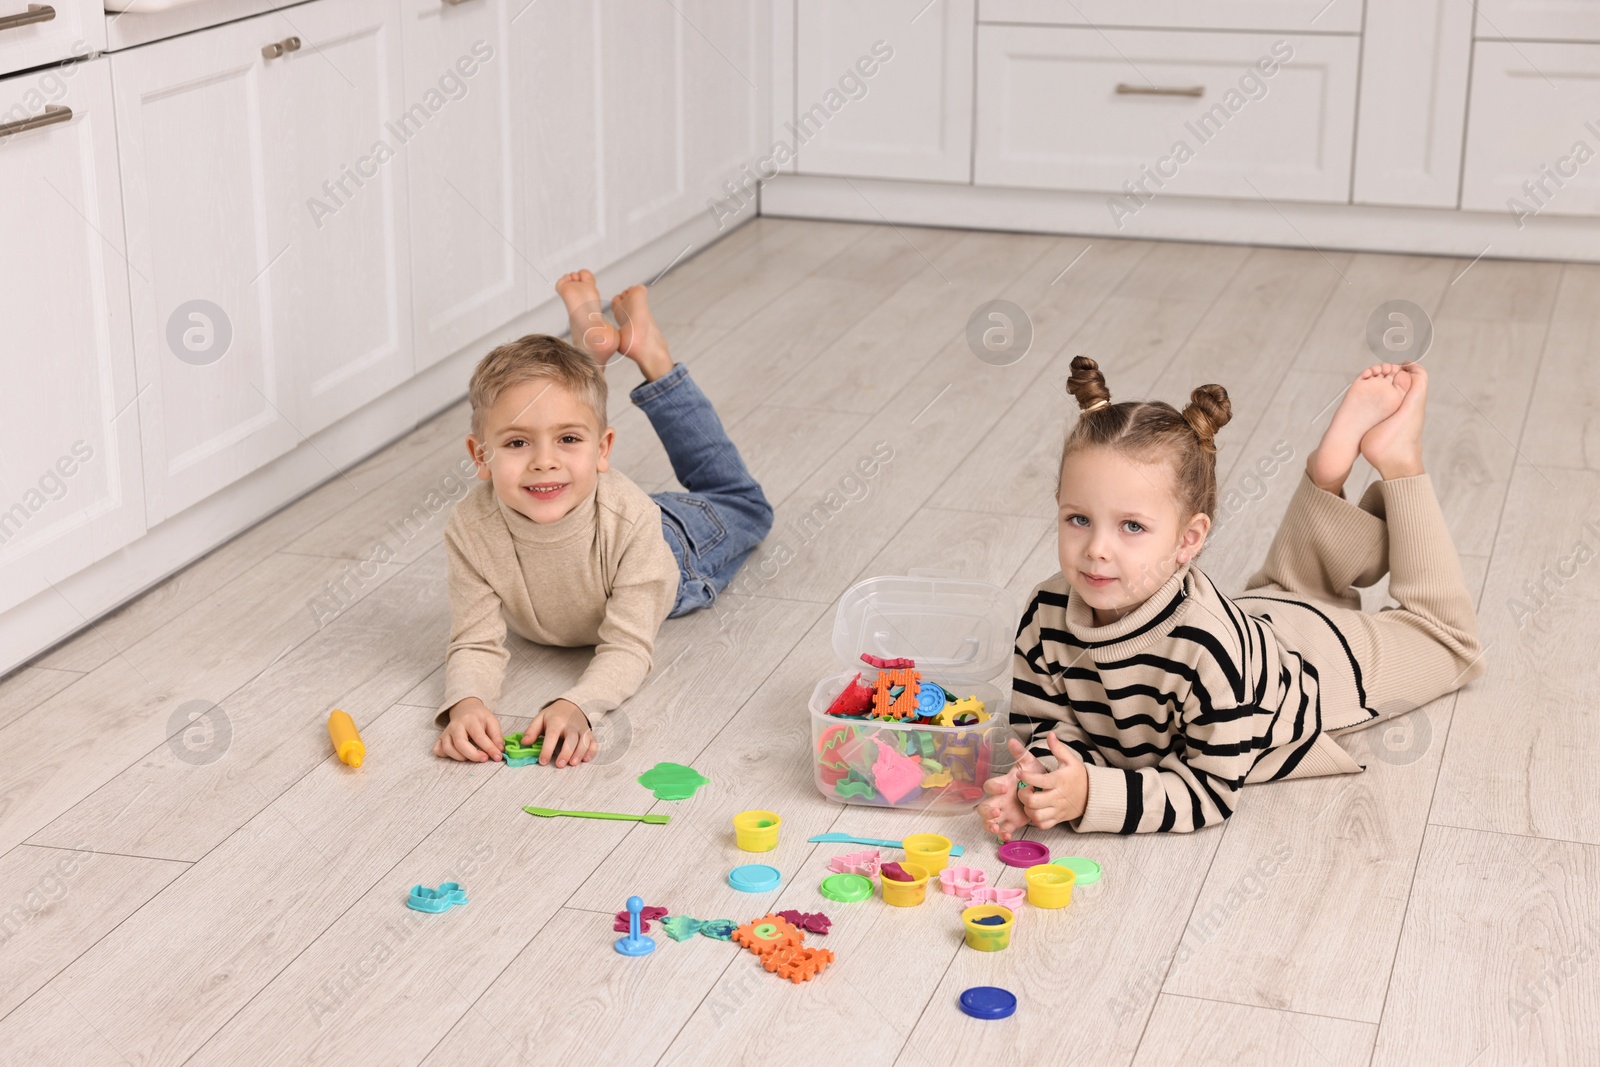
<box><xmin>327</xmin><ymin>709</ymin><xmax>365</xmax><ymax>767</ymax></box>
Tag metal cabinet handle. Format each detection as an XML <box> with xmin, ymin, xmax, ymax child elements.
<box><xmin>0</xmin><ymin>3</ymin><xmax>55</xmax><ymax>31</ymax></box>
<box><xmin>261</xmin><ymin>35</ymin><xmax>301</xmax><ymax>59</ymax></box>
<box><xmin>1115</xmin><ymin>83</ymin><xmax>1205</xmax><ymax>98</ymax></box>
<box><xmin>0</xmin><ymin>103</ymin><xmax>71</xmax><ymax>141</ymax></box>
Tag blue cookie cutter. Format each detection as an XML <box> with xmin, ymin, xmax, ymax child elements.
<box><xmin>915</xmin><ymin>686</ymin><xmax>946</xmax><ymax>718</ymax></box>
<box><xmin>408</xmin><ymin>881</ymin><xmax>469</xmax><ymax>913</ymax></box>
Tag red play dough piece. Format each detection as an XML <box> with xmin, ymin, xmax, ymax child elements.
<box><xmin>881</xmin><ymin>862</ymin><xmax>912</xmax><ymax>882</ymax></box>
<box><xmin>614</xmin><ymin>905</ymin><xmax>668</xmax><ymax>932</ymax></box>
<box><xmin>861</xmin><ymin>653</ymin><xmax>916</xmax><ymax>670</ymax></box>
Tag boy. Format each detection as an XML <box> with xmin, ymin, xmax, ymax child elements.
<box><xmin>432</xmin><ymin>271</ymin><xmax>773</xmax><ymax>766</ymax></box>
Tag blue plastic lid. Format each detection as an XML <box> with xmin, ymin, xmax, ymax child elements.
<box><xmin>959</xmin><ymin>986</ymin><xmax>1017</xmax><ymax>1019</ymax></box>
<box><xmin>727</xmin><ymin>864</ymin><xmax>781</xmax><ymax>893</ymax></box>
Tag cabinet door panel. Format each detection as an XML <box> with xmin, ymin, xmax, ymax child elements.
<box><xmin>795</xmin><ymin>0</ymin><xmax>974</xmax><ymax>182</ymax></box>
<box><xmin>1461</xmin><ymin>42</ymin><xmax>1600</xmax><ymax>218</ymax></box>
<box><xmin>111</xmin><ymin>13</ymin><xmax>297</xmax><ymax>524</ymax></box>
<box><xmin>266</xmin><ymin>0</ymin><xmax>412</xmax><ymax>434</ymax></box>
<box><xmin>0</xmin><ymin>59</ymin><xmax>144</xmax><ymax>612</ymax></box>
<box><xmin>404</xmin><ymin>0</ymin><xmax>525</xmax><ymax>370</ymax></box>
<box><xmin>0</xmin><ymin>0</ymin><xmax>104</xmax><ymax>80</ymax></box>
<box><xmin>1476</xmin><ymin>0</ymin><xmax>1600</xmax><ymax>42</ymax></box>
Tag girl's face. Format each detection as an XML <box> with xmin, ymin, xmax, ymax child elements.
<box><xmin>1057</xmin><ymin>447</ymin><xmax>1211</xmax><ymax>625</ymax></box>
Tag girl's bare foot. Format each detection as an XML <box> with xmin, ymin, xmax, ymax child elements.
<box><xmin>1360</xmin><ymin>362</ymin><xmax>1427</xmax><ymax>480</ymax></box>
<box><xmin>555</xmin><ymin>270</ymin><xmax>619</xmax><ymax>363</ymax></box>
<box><xmin>1307</xmin><ymin>363</ymin><xmax>1413</xmax><ymax>496</ymax></box>
<box><xmin>612</xmin><ymin>285</ymin><xmax>674</xmax><ymax>382</ymax></box>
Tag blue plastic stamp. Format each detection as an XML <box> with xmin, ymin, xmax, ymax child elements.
<box><xmin>614</xmin><ymin>895</ymin><xmax>656</xmax><ymax>956</ymax></box>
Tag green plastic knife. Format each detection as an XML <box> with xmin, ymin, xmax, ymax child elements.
<box><xmin>522</xmin><ymin>805</ymin><xmax>670</xmax><ymax>824</ymax></box>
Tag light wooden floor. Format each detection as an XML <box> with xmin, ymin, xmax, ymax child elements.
<box><xmin>2</xmin><ymin>218</ymin><xmax>1598</xmax><ymax>1066</ymax></box>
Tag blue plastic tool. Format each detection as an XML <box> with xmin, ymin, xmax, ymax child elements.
<box><xmin>727</xmin><ymin>864</ymin><xmax>781</xmax><ymax>893</ymax></box>
<box><xmin>614</xmin><ymin>896</ymin><xmax>656</xmax><ymax>956</ymax></box>
<box><xmin>959</xmin><ymin>986</ymin><xmax>1017</xmax><ymax>1019</ymax></box>
<box><xmin>916</xmin><ymin>686</ymin><xmax>946</xmax><ymax>717</ymax></box>
<box><xmin>407</xmin><ymin>882</ymin><xmax>468</xmax><ymax>913</ymax></box>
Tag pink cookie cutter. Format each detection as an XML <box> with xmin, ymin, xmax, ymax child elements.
<box><xmin>938</xmin><ymin>865</ymin><xmax>990</xmax><ymax>899</ymax></box>
<box><xmin>969</xmin><ymin>886</ymin><xmax>1025</xmax><ymax>909</ymax></box>
<box><xmin>828</xmin><ymin>848</ymin><xmax>882</xmax><ymax>877</ymax></box>
<box><xmin>871</xmin><ymin>745</ymin><xmax>925</xmax><ymax>805</ymax></box>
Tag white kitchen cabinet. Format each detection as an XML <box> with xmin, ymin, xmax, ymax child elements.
<box><xmin>403</xmin><ymin>0</ymin><xmax>530</xmax><ymax>370</ymax></box>
<box><xmin>978</xmin><ymin>0</ymin><xmax>1362</xmax><ymax>34</ymax></box>
<box><xmin>0</xmin><ymin>0</ymin><xmax>103</xmax><ymax>79</ymax></box>
<box><xmin>0</xmin><ymin>58</ymin><xmax>144</xmax><ymax>615</ymax></box>
<box><xmin>1353</xmin><ymin>0</ymin><xmax>1475</xmax><ymax>208</ymax></box>
<box><xmin>604</xmin><ymin>0</ymin><xmax>769</xmax><ymax>258</ymax></box>
<box><xmin>1476</xmin><ymin>0</ymin><xmax>1600</xmax><ymax>42</ymax></box>
<box><xmin>974</xmin><ymin>26</ymin><xmax>1358</xmax><ymax>204</ymax></box>
<box><xmin>405</xmin><ymin>0</ymin><xmax>767</xmax><ymax>370</ymax></box>
<box><xmin>1461</xmin><ymin>41</ymin><xmax>1600</xmax><ymax>219</ymax></box>
<box><xmin>794</xmin><ymin>0</ymin><xmax>974</xmax><ymax>183</ymax></box>
<box><xmin>112</xmin><ymin>0</ymin><xmax>413</xmax><ymax>523</ymax></box>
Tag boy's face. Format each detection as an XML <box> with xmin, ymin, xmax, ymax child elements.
<box><xmin>1056</xmin><ymin>448</ymin><xmax>1209</xmax><ymax>625</ymax></box>
<box><xmin>467</xmin><ymin>378</ymin><xmax>613</xmax><ymax>525</ymax></box>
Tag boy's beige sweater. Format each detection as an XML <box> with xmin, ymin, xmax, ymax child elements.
<box><xmin>434</xmin><ymin>471</ymin><xmax>679</xmax><ymax>728</ymax></box>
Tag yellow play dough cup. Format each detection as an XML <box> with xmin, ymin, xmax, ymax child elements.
<box><xmin>731</xmin><ymin>810</ymin><xmax>781</xmax><ymax>852</ymax></box>
<box><xmin>1026</xmin><ymin>864</ymin><xmax>1076</xmax><ymax>908</ymax></box>
<box><xmin>962</xmin><ymin>904</ymin><xmax>1015</xmax><ymax>951</ymax></box>
<box><xmin>901</xmin><ymin>833</ymin><xmax>953</xmax><ymax>873</ymax></box>
<box><xmin>879</xmin><ymin>862</ymin><xmax>931</xmax><ymax>907</ymax></box>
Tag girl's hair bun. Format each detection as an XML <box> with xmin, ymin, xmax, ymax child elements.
<box><xmin>1181</xmin><ymin>384</ymin><xmax>1232</xmax><ymax>454</ymax></box>
<box><xmin>1066</xmin><ymin>355</ymin><xmax>1112</xmax><ymax>413</ymax></box>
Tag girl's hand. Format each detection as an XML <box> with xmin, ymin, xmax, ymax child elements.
<box><xmin>978</xmin><ymin>761</ymin><xmax>1028</xmax><ymax>842</ymax></box>
<box><xmin>527</xmin><ymin>699</ymin><xmax>596</xmax><ymax>768</ymax></box>
<box><xmin>433</xmin><ymin>698</ymin><xmax>505</xmax><ymax>763</ymax></box>
<box><xmin>1016</xmin><ymin>733</ymin><xmax>1090</xmax><ymax>828</ymax></box>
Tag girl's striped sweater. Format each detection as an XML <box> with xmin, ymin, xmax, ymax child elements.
<box><xmin>1012</xmin><ymin>564</ymin><xmax>1367</xmax><ymax>834</ymax></box>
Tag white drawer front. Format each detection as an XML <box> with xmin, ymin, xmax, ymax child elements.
<box><xmin>1461</xmin><ymin>41</ymin><xmax>1600</xmax><ymax>219</ymax></box>
<box><xmin>1476</xmin><ymin>0</ymin><xmax>1600</xmax><ymax>43</ymax></box>
<box><xmin>978</xmin><ymin>0</ymin><xmax>1361</xmax><ymax>34</ymax></box>
<box><xmin>974</xmin><ymin>27</ymin><xmax>1358</xmax><ymax>207</ymax></box>
<box><xmin>0</xmin><ymin>0</ymin><xmax>103</xmax><ymax>78</ymax></box>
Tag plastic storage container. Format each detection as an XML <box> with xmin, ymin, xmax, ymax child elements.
<box><xmin>809</xmin><ymin>573</ymin><xmax>1018</xmax><ymax>813</ymax></box>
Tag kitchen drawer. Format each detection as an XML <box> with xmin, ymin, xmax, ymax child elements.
<box><xmin>974</xmin><ymin>26</ymin><xmax>1358</xmax><ymax>204</ymax></box>
<box><xmin>1476</xmin><ymin>0</ymin><xmax>1600</xmax><ymax>43</ymax></box>
<box><xmin>978</xmin><ymin>0</ymin><xmax>1360</xmax><ymax>35</ymax></box>
<box><xmin>1461</xmin><ymin>41</ymin><xmax>1600</xmax><ymax>218</ymax></box>
<box><xmin>0</xmin><ymin>0</ymin><xmax>103</xmax><ymax>78</ymax></box>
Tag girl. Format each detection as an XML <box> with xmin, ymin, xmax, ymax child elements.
<box><xmin>979</xmin><ymin>356</ymin><xmax>1484</xmax><ymax>835</ymax></box>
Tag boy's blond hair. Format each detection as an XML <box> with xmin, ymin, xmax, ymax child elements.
<box><xmin>468</xmin><ymin>334</ymin><xmax>607</xmax><ymax>442</ymax></box>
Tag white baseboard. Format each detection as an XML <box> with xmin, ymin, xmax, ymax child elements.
<box><xmin>0</xmin><ymin>208</ymin><xmax>752</xmax><ymax>678</ymax></box>
<box><xmin>759</xmin><ymin>173</ymin><xmax>1600</xmax><ymax>264</ymax></box>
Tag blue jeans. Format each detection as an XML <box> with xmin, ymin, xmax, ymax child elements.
<box><xmin>631</xmin><ymin>364</ymin><xmax>774</xmax><ymax>617</ymax></box>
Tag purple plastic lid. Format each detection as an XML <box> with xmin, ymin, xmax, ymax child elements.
<box><xmin>997</xmin><ymin>840</ymin><xmax>1050</xmax><ymax>868</ymax></box>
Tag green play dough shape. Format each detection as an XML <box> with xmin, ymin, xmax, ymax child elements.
<box><xmin>700</xmin><ymin>919</ymin><xmax>737</xmax><ymax>941</ymax></box>
<box><xmin>636</xmin><ymin>762</ymin><xmax>711</xmax><ymax>800</ymax></box>
<box><xmin>662</xmin><ymin>915</ymin><xmax>703</xmax><ymax>941</ymax></box>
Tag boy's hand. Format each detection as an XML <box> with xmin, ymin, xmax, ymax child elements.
<box><xmin>1016</xmin><ymin>733</ymin><xmax>1090</xmax><ymax>828</ymax></box>
<box><xmin>978</xmin><ymin>746</ymin><xmax>1029</xmax><ymax>842</ymax></box>
<box><xmin>526</xmin><ymin>699</ymin><xmax>595</xmax><ymax>768</ymax></box>
<box><xmin>434</xmin><ymin>698</ymin><xmax>505</xmax><ymax>763</ymax></box>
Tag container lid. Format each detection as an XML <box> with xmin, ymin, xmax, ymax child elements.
<box><xmin>959</xmin><ymin>986</ymin><xmax>1017</xmax><ymax>1020</ymax></box>
<box><xmin>832</xmin><ymin>572</ymin><xmax>1019</xmax><ymax>681</ymax></box>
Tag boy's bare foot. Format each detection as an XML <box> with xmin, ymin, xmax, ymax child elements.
<box><xmin>1307</xmin><ymin>363</ymin><xmax>1413</xmax><ymax>496</ymax></box>
<box><xmin>556</xmin><ymin>270</ymin><xmax>619</xmax><ymax>363</ymax></box>
<box><xmin>612</xmin><ymin>285</ymin><xmax>674</xmax><ymax>382</ymax></box>
<box><xmin>1359</xmin><ymin>362</ymin><xmax>1427</xmax><ymax>480</ymax></box>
